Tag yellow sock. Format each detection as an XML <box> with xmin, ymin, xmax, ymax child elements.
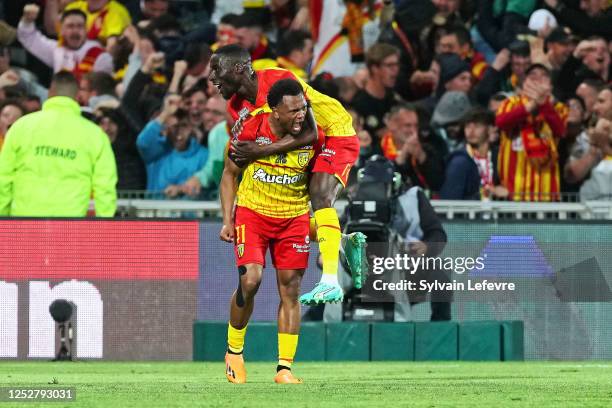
<box><xmin>314</xmin><ymin>208</ymin><xmax>341</xmax><ymax>276</ymax></box>
<box><xmin>278</xmin><ymin>332</ymin><xmax>299</xmax><ymax>368</ymax></box>
<box><xmin>227</xmin><ymin>322</ymin><xmax>247</xmax><ymax>353</ymax></box>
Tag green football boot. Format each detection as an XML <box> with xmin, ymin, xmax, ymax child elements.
<box><xmin>299</xmin><ymin>282</ymin><xmax>344</xmax><ymax>305</ymax></box>
<box><xmin>342</xmin><ymin>232</ymin><xmax>368</xmax><ymax>289</ymax></box>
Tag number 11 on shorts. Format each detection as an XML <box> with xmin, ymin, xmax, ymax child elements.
<box><xmin>235</xmin><ymin>224</ymin><xmax>246</xmax><ymax>244</ymax></box>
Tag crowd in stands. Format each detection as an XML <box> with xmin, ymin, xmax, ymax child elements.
<box><xmin>0</xmin><ymin>0</ymin><xmax>611</xmax><ymax>202</ymax></box>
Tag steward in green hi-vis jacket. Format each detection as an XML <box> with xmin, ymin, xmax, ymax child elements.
<box><xmin>0</xmin><ymin>95</ymin><xmax>117</xmax><ymax>217</ymax></box>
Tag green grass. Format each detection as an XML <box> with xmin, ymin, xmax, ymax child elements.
<box><xmin>0</xmin><ymin>362</ymin><xmax>611</xmax><ymax>407</ymax></box>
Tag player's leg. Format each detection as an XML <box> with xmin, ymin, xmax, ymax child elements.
<box><xmin>225</xmin><ymin>263</ymin><xmax>263</xmax><ymax>384</ymax></box>
<box><xmin>300</xmin><ymin>136</ymin><xmax>366</xmax><ymax>305</ymax></box>
<box><xmin>274</xmin><ymin>267</ymin><xmax>305</xmax><ymax>384</ymax></box>
<box><xmin>270</xmin><ymin>213</ymin><xmax>309</xmax><ymax>384</ymax></box>
<box><xmin>226</xmin><ymin>206</ymin><xmax>267</xmax><ymax>384</ymax></box>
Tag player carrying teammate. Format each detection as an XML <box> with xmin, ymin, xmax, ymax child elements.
<box><xmin>219</xmin><ymin>79</ymin><xmax>322</xmax><ymax>384</ymax></box>
<box><xmin>210</xmin><ymin>44</ymin><xmax>367</xmax><ymax>305</ymax></box>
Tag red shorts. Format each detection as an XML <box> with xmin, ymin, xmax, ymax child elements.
<box><xmin>312</xmin><ymin>135</ymin><xmax>359</xmax><ymax>187</ymax></box>
<box><xmin>234</xmin><ymin>206</ymin><xmax>310</xmax><ymax>269</ymax></box>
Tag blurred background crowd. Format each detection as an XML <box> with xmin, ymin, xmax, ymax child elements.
<box><xmin>1</xmin><ymin>0</ymin><xmax>611</xmax><ymax>202</ymax></box>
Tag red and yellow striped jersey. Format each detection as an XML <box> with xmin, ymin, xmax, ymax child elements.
<box><xmin>228</xmin><ymin>68</ymin><xmax>355</xmax><ymax>139</ymax></box>
<box><xmin>232</xmin><ymin>112</ymin><xmax>325</xmax><ymax>218</ymax></box>
<box><xmin>496</xmin><ymin>95</ymin><xmax>568</xmax><ymax>201</ymax></box>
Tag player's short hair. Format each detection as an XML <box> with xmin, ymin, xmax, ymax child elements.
<box><xmin>60</xmin><ymin>9</ymin><xmax>87</xmax><ymax>23</ymax></box>
<box><xmin>215</xmin><ymin>44</ymin><xmax>251</xmax><ymax>64</ymax></box>
<box><xmin>365</xmin><ymin>43</ymin><xmax>400</xmax><ymax>70</ymax></box>
<box><xmin>267</xmin><ymin>78</ymin><xmax>304</xmax><ymax>108</ymax></box>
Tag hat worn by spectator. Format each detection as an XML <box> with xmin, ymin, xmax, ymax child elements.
<box><xmin>545</xmin><ymin>27</ymin><xmax>571</xmax><ymax>46</ymax></box>
<box><xmin>432</xmin><ymin>91</ymin><xmax>472</xmax><ymax>126</ymax></box>
<box><xmin>437</xmin><ymin>53</ymin><xmax>470</xmax><ymax>87</ymax></box>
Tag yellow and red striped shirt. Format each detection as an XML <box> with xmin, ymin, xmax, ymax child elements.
<box><xmin>496</xmin><ymin>96</ymin><xmax>568</xmax><ymax>201</ymax></box>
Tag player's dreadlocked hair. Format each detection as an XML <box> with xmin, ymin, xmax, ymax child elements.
<box><xmin>267</xmin><ymin>79</ymin><xmax>304</xmax><ymax>108</ymax></box>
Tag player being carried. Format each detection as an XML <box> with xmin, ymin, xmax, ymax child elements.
<box><xmin>210</xmin><ymin>44</ymin><xmax>367</xmax><ymax>305</ymax></box>
<box><xmin>220</xmin><ymin>79</ymin><xmax>323</xmax><ymax>384</ymax></box>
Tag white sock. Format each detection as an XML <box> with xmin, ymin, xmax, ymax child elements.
<box><xmin>320</xmin><ymin>271</ymin><xmax>339</xmax><ymax>286</ymax></box>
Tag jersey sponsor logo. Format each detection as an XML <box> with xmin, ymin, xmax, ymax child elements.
<box><xmin>292</xmin><ymin>235</ymin><xmax>310</xmax><ymax>253</ymax></box>
<box><xmin>252</xmin><ymin>168</ymin><xmax>305</xmax><ymax>185</ymax></box>
<box><xmin>297</xmin><ymin>152</ymin><xmax>310</xmax><ymax>167</ymax></box>
<box><xmin>34</xmin><ymin>145</ymin><xmax>77</xmax><ymax>160</ymax></box>
<box><xmin>236</xmin><ymin>243</ymin><xmax>245</xmax><ymax>258</ymax></box>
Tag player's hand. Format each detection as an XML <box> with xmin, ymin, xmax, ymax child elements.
<box><xmin>219</xmin><ymin>224</ymin><xmax>234</xmax><ymax>242</ymax></box>
<box><xmin>181</xmin><ymin>176</ymin><xmax>202</xmax><ymax>197</ymax></box>
<box><xmin>232</xmin><ymin>140</ymin><xmax>266</xmax><ymax>162</ymax></box>
<box><xmin>22</xmin><ymin>4</ymin><xmax>40</xmax><ymax>23</ymax></box>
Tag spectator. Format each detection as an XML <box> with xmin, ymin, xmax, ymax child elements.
<box><xmin>211</xmin><ymin>13</ymin><xmax>239</xmax><ymax>52</ymax></box>
<box><xmin>352</xmin><ymin>43</ymin><xmax>402</xmax><ymax>141</ymax></box>
<box><xmin>380</xmin><ymin>104</ymin><xmax>445</xmax><ymax>192</ymax></box>
<box><xmin>0</xmin><ymin>71</ymin><xmax>117</xmax><ymax>216</ymax></box>
<box><xmin>496</xmin><ymin>64</ymin><xmax>567</xmax><ymax>201</ymax></box>
<box><xmin>253</xmin><ymin>30</ymin><xmax>313</xmax><ymax>81</ymax></box>
<box><xmin>58</xmin><ymin>0</ymin><xmax>131</xmax><ymax>46</ymax></box>
<box><xmin>440</xmin><ymin>108</ymin><xmax>507</xmax><ymax>200</ymax></box>
<box><xmin>557</xmin><ymin>37</ymin><xmax>610</xmax><ymax>101</ymax></box>
<box><xmin>22</xmin><ymin>95</ymin><xmax>42</xmax><ymax>113</ymax></box>
<box><xmin>78</xmin><ymin>71</ymin><xmax>118</xmax><ymax>110</ymax></box>
<box><xmin>96</xmin><ymin>107</ymin><xmax>146</xmax><ymax>190</ymax></box>
<box><xmin>541</xmin><ymin>27</ymin><xmax>573</xmax><ymax>74</ymax></box>
<box><xmin>416</xmin><ymin>52</ymin><xmax>468</xmax><ymax>117</ymax></box>
<box><xmin>18</xmin><ymin>6</ymin><xmax>113</xmax><ymax>76</ymax></box>
<box><xmin>0</xmin><ymin>46</ymin><xmax>47</xmax><ymax>102</ymax></box>
<box><xmin>180</xmin><ymin>120</ymin><xmax>231</xmax><ymax>199</ymax></box>
<box><xmin>126</xmin><ymin>0</ymin><xmax>169</xmax><ymax>26</ymax></box>
<box><xmin>544</xmin><ymin>0</ymin><xmax>612</xmax><ymax>39</ymax></box>
<box><xmin>438</xmin><ymin>24</ymin><xmax>488</xmax><ymax>82</ymax></box>
<box><xmin>474</xmin><ymin>0</ymin><xmax>535</xmax><ymax>56</ymax></box>
<box><xmin>378</xmin><ymin>0</ymin><xmax>437</xmax><ymax>101</ymax></box>
<box><xmin>202</xmin><ymin>94</ymin><xmax>226</xmax><ymax>137</ymax></box>
<box><xmin>559</xmin><ymin>96</ymin><xmax>590</xmax><ymax>195</ymax></box>
<box><xmin>168</xmin><ymin>43</ymin><xmax>211</xmax><ymax>95</ymax></box>
<box><xmin>233</xmin><ymin>11</ymin><xmax>275</xmax><ymax>61</ymax></box>
<box><xmin>182</xmin><ymin>86</ymin><xmax>207</xmax><ymax>144</ymax></box>
<box><xmin>576</xmin><ymin>78</ymin><xmax>605</xmax><ymax>122</ymax></box>
<box><xmin>136</xmin><ymin>95</ymin><xmax>208</xmax><ymax>195</ymax></box>
<box><xmin>0</xmin><ymin>99</ymin><xmax>25</xmax><ymax>150</ymax></box>
<box><xmin>430</xmin><ymin>91</ymin><xmax>472</xmax><ymax>156</ymax></box>
<box><xmin>564</xmin><ymin>86</ymin><xmax>612</xmax><ymax>190</ymax></box>
<box><xmin>580</xmin><ymin>118</ymin><xmax>612</xmax><ymax>200</ymax></box>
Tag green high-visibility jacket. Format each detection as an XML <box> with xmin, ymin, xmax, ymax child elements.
<box><xmin>0</xmin><ymin>96</ymin><xmax>117</xmax><ymax>217</ymax></box>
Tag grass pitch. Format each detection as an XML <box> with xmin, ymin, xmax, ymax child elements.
<box><xmin>0</xmin><ymin>361</ymin><xmax>610</xmax><ymax>407</ymax></box>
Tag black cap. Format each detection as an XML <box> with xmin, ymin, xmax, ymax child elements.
<box><xmin>508</xmin><ymin>40</ymin><xmax>530</xmax><ymax>57</ymax></box>
<box><xmin>546</xmin><ymin>27</ymin><xmax>571</xmax><ymax>45</ymax></box>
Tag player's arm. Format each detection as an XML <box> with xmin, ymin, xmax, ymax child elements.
<box><xmin>219</xmin><ymin>156</ymin><xmax>243</xmax><ymax>242</ymax></box>
<box><xmin>231</xmin><ymin>105</ymin><xmax>318</xmax><ymax>162</ymax></box>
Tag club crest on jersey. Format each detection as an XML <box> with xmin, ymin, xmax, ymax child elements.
<box><xmin>237</xmin><ymin>243</ymin><xmax>245</xmax><ymax>258</ymax></box>
<box><xmin>297</xmin><ymin>152</ymin><xmax>310</xmax><ymax>167</ymax></box>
